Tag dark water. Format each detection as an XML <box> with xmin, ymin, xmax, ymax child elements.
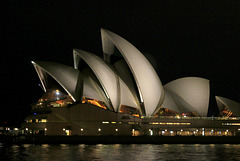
<box><xmin>1</xmin><ymin>143</ymin><xmax>240</xmax><ymax>161</ymax></box>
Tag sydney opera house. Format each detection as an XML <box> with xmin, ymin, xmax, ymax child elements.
<box><xmin>22</xmin><ymin>29</ymin><xmax>240</xmax><ymax>136</ymax></box>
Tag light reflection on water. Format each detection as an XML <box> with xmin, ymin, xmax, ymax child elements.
<box><xmin>1</xmin><ymin>144</ymin><xmax>240</xmax><ymax>161</ymax></box>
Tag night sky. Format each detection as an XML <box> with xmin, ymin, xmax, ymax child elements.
<box><xmin>1</xmin><ymin>1</ymin><xmax>240</xmax><ymax>126</ymax></box>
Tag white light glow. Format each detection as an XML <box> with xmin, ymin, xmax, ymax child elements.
<box><xmin>150</xmin><ymin>130</ymin><xmax>153</xmax><ymax>136</ymax></box>
<box><xmin>56</xmin><ymin>90</ymin><xmax>60</xmax><ymax>95</ymax></box>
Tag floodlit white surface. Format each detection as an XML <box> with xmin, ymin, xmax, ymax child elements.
<box><xmin>114</xmin><ymin>60</ymin><xmax>140</xmax><ymax>107</ymax></box>
<box><xmin>101</xmin><ymin>29</ymin><xmax>164</xmax><ymax>116</ymax></box>
<box><xmin>160</xmin><ymin>89</ymin><xmax>181</xmax><ymax>114</ymax></box>
<box><xmin>118</xmin><ymin>79</ymin><xmax>139</xmax><ymax>112</ymax></box>
<box><xmin>164</xmin><ymin>77</ymin><xmax>210</xmax><ymax>117</ymax></box>
<box><xmin>32</xmin><ymin>61</ymin><xmax>82</xmax><ymax>102</ymax></box>
<box><xmin>158</xmin><ymin>88</ymin><xmax>198</xmax><ymax>115</ymax></box>
<box><xmin>82</xmin><ymin>68</ymin><xmax>112</xmax><ymax>110</ymax></box>
<box><xmin>216</xmin><ymin>96</ymin><xmax>240</xmax><ymax>116</ymax></box>
<box><xmin>73</xmin><ymin>49</ymin><xmax>139</xmax><ymax>112</ymax></box>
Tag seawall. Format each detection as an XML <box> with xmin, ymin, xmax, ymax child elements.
<box><xmin>1</xmin><ymin>135</ymin><xmax>240</xmax><ymax>144</ymax></box>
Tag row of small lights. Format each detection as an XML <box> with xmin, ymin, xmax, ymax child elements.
<box><xmin>17</xmin><ymin>128</ymin><xmax>240</xmax><ymax>133</ymax></box>
<box><xmin>62</xmin><ymin>128</ymin><xmax>119</xmax><ymax>132</ymax></box>
<box><xmin>11</xmin><ymin>128</ymin><xmax>239</xmax><ymax>132</ymax></box>
<box><xmin>102</xmin><ymin>121</ymin><xmax>136</xmax><ymax>124</ymax></box>
<box><xmin>148</xmin><ymin>129</ymin><xmax>232</xmax><ymax>135</ymax></box>
<box><xmin>23</xmin><ymin>128</ymin><xmax>47</xmax><ymax>131</ymax></box>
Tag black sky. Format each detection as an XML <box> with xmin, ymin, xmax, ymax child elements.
<box><xmin>1</xmin><ymin>0</ymin><xmax>240</xmax><ymax>126</ymax></box>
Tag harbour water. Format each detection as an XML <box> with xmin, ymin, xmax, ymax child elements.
<box><xmin>1</xmin><ymin>143</ymin><xmax>240</xmax><ymax>160</ymax></box>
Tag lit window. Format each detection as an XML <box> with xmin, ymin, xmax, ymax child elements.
<box><xmin>150</xmin><ymin>122</ymin><xmax>190</xmax><ymax>125</ymax></box>
<box><xmin>222</xmin><ymin>123</ymin><xmax>240</xmax><ymax>126</ymax></box>
<box><xmin>41</xmin><ymin>119</ymin><xmax>47</xmax><ymax>122</ymax></box>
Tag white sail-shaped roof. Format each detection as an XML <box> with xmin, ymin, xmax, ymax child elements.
<box><xmin>216</xmin><ymin>96</ymin><xmax>240</xmax><ymax>116</ymax></box>
<box><xmin>73</xmin><ymin>49</ymin><xmax>139</xmax><ymax>112</ymax></box>
<box><xmin>113</xmin><ymin>60</ymin><xmax>140</xmax><ymax>106</ymax></box>
<box><xmin>160</xmin><ymin>89</ymin><xmax>181</xmax><ymax>114</ymax></box>
<box><xmin>118</xmin><ymin>79</ymin><xmax>140</xmax><ymax>112</ymax></box>
<box><xmin>101</xmin><ymin>29</ymin><xmax>164</xmax><ymax>116</ymax></box>
<box><xmin>157</xmin><ymin>88</ymin><xmax>199</xmax><ymax>115</ymax></box>
<box><xmin>31</xmin><ymin>61</ymin><xmax>83</xmax><ymax>102</ymax></box>
<box><xmin>82</xmin><ymin>68</ymin><xmax>112</xmax><ymax>110</ymax></box>
<box><xmin>164</xmin><ymin>77</ymin><xmax>210</xmax><ymax>117</ymax></box>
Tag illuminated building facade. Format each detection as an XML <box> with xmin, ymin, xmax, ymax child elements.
<box><xmin>22</xmin><ymin>29</ymin><xmax>240</xmax><ymax>136</ymax></box>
